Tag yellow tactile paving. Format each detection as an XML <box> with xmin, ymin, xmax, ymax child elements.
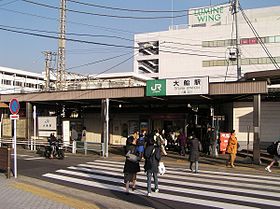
<box><xmin>11</xmin><ymin>182</ymin><xmax>100</xmax><ymax>209</ymax></box>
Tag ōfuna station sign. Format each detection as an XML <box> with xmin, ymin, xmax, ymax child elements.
<box><xmin>188</xmin><ymin>4</ymin><xmax>229</xmax><ymax>27</ymax></box>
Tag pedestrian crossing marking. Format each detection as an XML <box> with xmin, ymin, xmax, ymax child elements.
<box><xmin>43</xmin><ymin>173</ymin><xmax>257</xmax><ymax>209</ymax></box>
<box><xmin>42</xmin><ymin>159</ymin><xmax>280</xmax><ymax>209</ymax></box>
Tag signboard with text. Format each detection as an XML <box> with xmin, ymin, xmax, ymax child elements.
<box><xmin>166</xmin><ymin>77</ymin><xmax>209</xmax><ymax>95</ymax></box>
<box><xmin>188</xmin><ymin>4</ymin><xmax>230</xmax><ymax>27</ymax></box>
<box><xmin>146</xmin><ymin>79</ymin><xmax>166</xmax><ymax>96</ymax></box>
<box><xmin>146</xmin><ymin>77</ymin><xmax>209</xmax><ymax>96</ymax></box>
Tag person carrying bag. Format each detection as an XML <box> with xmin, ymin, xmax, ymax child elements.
<box><xmin>144</xmin><ymin>136</ymin><xmax>161</xmax><ymax>197</ymax></box>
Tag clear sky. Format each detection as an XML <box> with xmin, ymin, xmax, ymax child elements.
<box><xmin>0</xmin><ymin>0</ymin><xmax>279</xmax><ymax>75</ymax></box>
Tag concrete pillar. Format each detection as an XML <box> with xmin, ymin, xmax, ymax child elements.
<box><xmin>101</xmin><ymin>99</ymin><xmax>109</xmax><ymax>157</ymax></box>
<box><xmin>26</xmin><ymin>102</ymin><xmax>33</xmax><ymax>141</ymax></box>
<box><xmin>253</xmin><ymin>94</ymin><xmax>261</xmax><ymax>164</ymax></box>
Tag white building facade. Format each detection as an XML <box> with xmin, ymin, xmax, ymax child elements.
<box><xmin>134</xmin><ymin>4</ymin><xmax>280</xmax><ymax>146</ymax></box>
<box><xmin>134</xmin><ymin>5</ymin><xmax>280</xmax><ymax>83</ymax></box>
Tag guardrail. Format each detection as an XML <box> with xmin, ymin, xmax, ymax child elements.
<box><xmin>0</xmin><ymin>138</ymin><xmax>104</xmax><ymax>157</ymax></box>
<box><xmin>72</xmin><ymin>141</ymin><xmax>104</xmax><ymax>156</ymax></box>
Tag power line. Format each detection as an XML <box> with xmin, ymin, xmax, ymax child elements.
<box><xmin>90</xmin><ymin>52</ymin><xmax>138</xmax><ymax>79</ymax></box>
<box><xmin>22</xmin><ymin>0</ymin><xmax>187</xmax><ymax>19</ymax></box>
<box><xmin>159</xmin><ymin>49</ymin><xmax>225</xmax><ymax>59</ymax></box>
<box><xmin>0</xmin><ymin>0</ymin><xmax>18</xmax><ymax>7</ymax></box>
<box><xmin>0</xmin><ymin>26</ymin><xmax>136</xmax><ymax>49</ymax></box>
<box><xmin>67</xmin><ymin>52</ymin><xmax>132</xmax><ymax>70</ymax></box>
<box><xmin>0</xmin><ymin>25</ymin><xmax>227</xmax><ymax>59</ymax></box>
<box><xmin>0</xmin><ymin>24</ymin><xmax>133</xmax><ymax>42</ymax></box>
<box><xmin>67</xmin><ymin>0</ymin><xmax>187</xmax><ymax>13</ymax></box>
<box><xmin>0</xmin><ymin>7</ymin><xmax>136</xmax><ymax>35</ymax></box>
<box><xmin>160</xmin><ymin>45</ymin><xmax>224</xmax><ymax>55</ymax></box>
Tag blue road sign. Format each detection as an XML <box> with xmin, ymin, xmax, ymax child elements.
<box><xmin>9</xmin><ymin>98</ymin><xmax>20</xmax><ymax>115</ymax></box>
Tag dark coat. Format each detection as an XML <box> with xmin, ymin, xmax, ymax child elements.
<box><xmin>144</xmin><ymin>145</ymin><xmax>161</xmax><ymax>173</ymax></box>
<box><xmin>123</xmin><ymin>144</ymin><xmax>140</xmax><ymax>174</ymax></box>
<box><xmin>189</xmin><ymin>138</ymin><xmax>200</xmax><ymax>162</ymax></box>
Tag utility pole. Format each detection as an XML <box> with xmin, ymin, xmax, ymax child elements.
<box><xmin>43</xmin><ymin>51</ymin><xmax>56</xmax><ymax>91</ymax></box>
<box><xmin>232</xmin><ymin>0</ymin><xmax>241</xmax><ymax>80</ymax></box>
<box><xmin>56</xmin><ymin>0</ymin><xmax>67</xmax><ymax>90</ymax></box>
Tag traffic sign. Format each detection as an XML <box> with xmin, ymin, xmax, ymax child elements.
<box><xmin>9</xmin><ymin>98</ymin><xmax>20</xmax><ymax>115</ymax></box>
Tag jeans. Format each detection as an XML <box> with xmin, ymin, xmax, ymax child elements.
<box><xmin>147</xmin><ymin>172</ymin><xmax>158</xmax><ymax>193</ymax></box>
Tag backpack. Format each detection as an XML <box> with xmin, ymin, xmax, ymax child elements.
<box><xmin>266</xmin><ymin>141</ymin><xmax>280</xmax><ymax>155</ymax></box>
<box><xmin>137</xmin><ymin>136</ymin><xmax>145</xmax><ymax>146</ymax></box>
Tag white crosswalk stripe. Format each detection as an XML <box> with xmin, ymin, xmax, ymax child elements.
<box><xmin>42</xmin><ymin>159</ymin><xmax>280</xmax><ymax>209</ymax></box>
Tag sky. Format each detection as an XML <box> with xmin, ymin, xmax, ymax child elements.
<box><xmin>0</xmin><ymin>0</ymin><xmax>279</xmax><ymax>76</ymax></box>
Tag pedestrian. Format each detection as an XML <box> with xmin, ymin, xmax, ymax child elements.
<box><xmin>226</xmin><ymin>130</ymin><xmax>238</xmax><ymax>168</ymax></box>
<box><xmin>154</xmin><ymin>129</ymin><xmax>167</xmax><ymax>156</ymax></box>
<box><xmin>81</xmin><ymin>126</ymin><xmax>86</xmax><ymax>142</ymax></box>
<box><xmin>265</xmin><ymin>139</ymin><xmax>280</xmax><ymax>172</ymax></box>
<box><xmin>136</xmin><ymin>130</ymin><xmax>147</xmax><ymax>159</ymax></box>
<box><xmin>177</xmin><ymin>130</ymin><xmax>186</xmax><ymax>156</ymax></box>
<box><xmin>188</xmin><ymin>135</ymin><xmax>201</xmax><ymax>173</ymax></box>
<box><xmin>144</xmin><ymin>136</ymin><xmax>161</xmax><ymax>197</ymax></box>
<box><xmin>123</xmin><ymin>136</ymin><xmax>140</xmax><ymax>194</ymax></box>
<box><xmin>71</xmin><ymin>127</ymin><xmax>78</xmax><ymax>142</ymax></box>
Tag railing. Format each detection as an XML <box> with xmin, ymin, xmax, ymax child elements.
<box><xmin>0</xmin><ymin>138</ymin><xmax>104</xmax><ymax>157</ymax></box>
<box><xmin>72</xmin><ymin>141</ymin><xmax>104</xmax><ymax>156</ymax></box>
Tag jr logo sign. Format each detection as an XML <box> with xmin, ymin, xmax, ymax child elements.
<box><xmin>146</xmin><ymin>80</ymin><xmax>166</xmax><ymax>96</ymax></box>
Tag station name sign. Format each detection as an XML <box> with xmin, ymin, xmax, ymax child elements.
<box><xmin>146</xmin><ymin>76</ymin><xmax>209</xmax><ymax>96</ymax></box>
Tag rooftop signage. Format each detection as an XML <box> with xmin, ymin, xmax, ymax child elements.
<box><xmin>188</xmin><ymin>4</ymin><xmax>229</xmax><ymax>27</ymax></box>
<box><xmin>146</xmin><ymin>76</ymin><xmax>209</xmax><ymax>96</ymax></box>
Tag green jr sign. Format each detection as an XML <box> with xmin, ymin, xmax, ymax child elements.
<box><xmin>146</xmin><ymin>79</ymin><xmax>166</xmax><ymax>96</ymax></box>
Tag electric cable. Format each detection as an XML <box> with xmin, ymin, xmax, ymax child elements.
<box><xmin>90</xmin><ymin>52</ymin><xmax>139</xmax><ymax>79</ymax></box>
<box><xmin>66</xmin><ymin>52</ymin><xmax>132</xmax><ymax>70</ymax></box>
<box><xmin>0</xmin><ymin>24</ymin><xmax>133</xmax><ymax>42</ymax></box>
<box><xmin>0</xmin><ymin>7</ymin><xmax>136</xmax><ymax>34</ymax></box>
<box><xmin>22</xmin><ymin>0</ymin><xmax>187</xmax><ymax>19</ymax></box>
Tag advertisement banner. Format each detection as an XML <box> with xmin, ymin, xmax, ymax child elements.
<box><xmin>220</xmin><ymin>132</ymin><xmax>231</xmax><ymax>154</ymax></box>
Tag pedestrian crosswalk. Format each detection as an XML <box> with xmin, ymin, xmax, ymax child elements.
<box><xmin>42</xmin><ymin>159</ymin><xmax>280</xmax><ymax>209</ymax></box>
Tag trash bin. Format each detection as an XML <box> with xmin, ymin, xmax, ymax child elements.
<box><xmin>0</xmin><ymin>146</ymin><xmax>12</xmax><ymax>178</ymax></box>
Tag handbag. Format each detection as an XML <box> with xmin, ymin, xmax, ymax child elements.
<box><xmin>158</xmin><ymin>162</ymin><xmax>166</xmax><ymax>175</ymax></box>
<box><xmin>126</xmin><ymin>150</ymin><xmax>139</xmax><ymax>162</ymax></box>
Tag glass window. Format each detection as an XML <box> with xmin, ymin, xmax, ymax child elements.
<box><xmin>275</xmin><ymin>36</ymin><xmax>280</xmax><ymax>43</ymax></box>
<box><xmin>216</xmin><ymin>60</ymin><xmax>226</xmax><ymax>66</ymax></box>
<box><xmin>202</xmin><ymin>61</ymin><xmax>210</xmax><ymax>67</ymax></box>
<box><xmin>202</xmin><ymin>41</ymin><xmax>209</xmax><ymax>47</ymax></box>
<box><xmin>258</xmin><ymin>57</ymin><xmax>267</xmax><ymax>64</ymax></box>
<box><xmin>217</xmin><ymin>40</ymin><xmax>225</xmax><ymax>47</ymax></box>
<box><xmin>275</xmin><ymin>57</ymin><xmax>280</xmax><ymax>63</ymax></box>
<box><xmin>249</xmin><ymin>58</ymin><xmax>259</xmax><ymax>65</ymax></box>
<box><xmin>208</xmin><ymin>41</ymin><xmax>214</xmax><ymax>47</ymax></box>
<box><xmin>268</xmin><ymin>36</ymin><xmax>275</xmax><ymax>43</ymax></box>
<box><xmin>241</xmin><ymin>58</ymin><xmax>250</xmax><ymax>65</ymax></box>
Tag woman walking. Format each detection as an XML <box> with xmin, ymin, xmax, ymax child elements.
<box><xmin>144</xmin><ymin>136</ymin><xmax>161</xmax><ymax>197</ymax></box>
<box><xmin>188</xmin><ymin>135</ymin><xmax>200</xmax><ymax>173</ymax></box>
<box><xmin>226</xmin><ymin>130</ymin><xmax>238</xmax><ymax>168</ymax></box>
<box><xmin>123</xmin><ymin>136</ymin><xmax>140</xmax><ymax>194</ymax></box>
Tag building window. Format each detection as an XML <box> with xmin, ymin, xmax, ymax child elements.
<box><xmin>1</xmin><ymin>79</ymin><xmax>12</xmax><ymax>85</ymax></box>
<box><xmin>202</xmin><ymin>56</ymin><xmax>280</xmax><ymax>67</ymax></box>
